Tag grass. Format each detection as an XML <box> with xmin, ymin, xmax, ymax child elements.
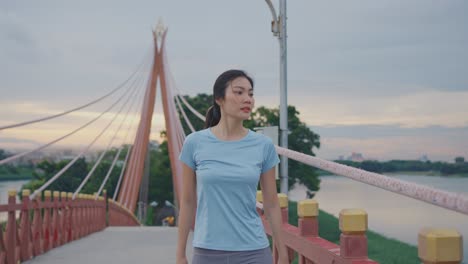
<box><xmin>286</xmin><ymin>201</ymin><xmax>419</xmax><ymax>264</ymax></box>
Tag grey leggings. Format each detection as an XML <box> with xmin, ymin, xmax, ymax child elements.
<box><xmin>192</xmin><ymin>246</ymin><xmax>273</xmax><ymax>264</ymax></box>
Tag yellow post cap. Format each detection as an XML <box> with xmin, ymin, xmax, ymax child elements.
<box><xmin>256</xmin><ymin>191</ymin><xmax>263</xmax><ymax>203</ymax></box>
<box><xmin>298</xmin><ymin>199</ymin><xmax>318</xmax><ymax>217</ymax></box>
<box><xmin>68</xmin><ymin>192</ymin><xmax>73</xmax><ymax>199</ymax></box>
<box><xmin>278</xmin><ymin>193</ymin><xmax>288</xmax><ymax>208</ymax></box>
<box><xmin>53</xmin><ymin>191</ymin><xmax>60</xmax><ymax>198</ymax></box>
<box><xmin>339</xmin><ymin>208</ymin><xmax>368</xmax><ymax>233</ymax></box>
<box><xmin>44</xmin><ymin>190</ymin><xmax>52</xmax><ymax>197</ymax></box>
<box><xmin>418</xmin><ymin>227</ymin><xmax>463</xmax><ymax>263</ymax></box>
<box><xmin>8</xmin><ymin>189</ymin><xmax>17</xmax><ymax>196</ymax></box>
<box><xmin>61</xmin><ymin>192</ymin><xmax>67</xmax><ymax>198</ymax></box>
<box><xmin>22</xmin><ymin>189</ymin><xmax>31</xmax><ymax>196</ymax></box>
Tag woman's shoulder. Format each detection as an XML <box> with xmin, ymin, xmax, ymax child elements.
<box><xmin>185</xmin><ymin>128</ymin><xmax>210</xmax><ymax>142</ymax></box>
<box><xmin>249</xmin><ymin>130</ymin><xmax>275</xmax><ymax>145</ymax></box>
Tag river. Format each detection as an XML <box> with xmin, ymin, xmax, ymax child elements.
<box><xmin>289</xmin><ymin>174</ymin><xmax>468</xmax><ymax>263</ymax></box>
<box><xmin>0</xmin><ymin>180</ymin><xmax>29</xmax><ymax>222</ymax></box>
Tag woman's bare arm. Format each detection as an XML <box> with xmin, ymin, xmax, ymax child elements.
<box><xmin>176</xmin><ymin>163</ymin><xmax>196</xmax><ymax>263</ymax></box>
<box><xmin>260</xmin><ymin>167</ymin><xmax>289</xmax><ymax>263</ymax></box>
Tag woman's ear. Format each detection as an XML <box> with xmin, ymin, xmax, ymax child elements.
<box><xmin>215</xmin><ymin>98</ymin><xmax>223</xmax><ymax>107</ymax></box>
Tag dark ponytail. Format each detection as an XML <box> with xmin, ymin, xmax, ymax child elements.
<box><xmin>204</xmin><ymin>69</ymin><xmax>254</xmax><ymax>128</ymax></box>
<box><xmin>204</xmin><ymin>104</ymin><xmax>221</xmax><ymax>128</ymax></box>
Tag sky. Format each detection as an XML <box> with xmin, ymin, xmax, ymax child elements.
<box><xmin>1</xmin><ymin>0</ymin><xmax>467</xmax><ymax>162</ymax></box>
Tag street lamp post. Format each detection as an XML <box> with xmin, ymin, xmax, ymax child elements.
<box><xmin>264</xmin><ymin>0</ymin><xmax>288</xmax><ymax>194</ymax></box>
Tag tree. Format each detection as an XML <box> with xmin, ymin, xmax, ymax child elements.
<box><xmin>245</xmin><ymin>106</ymin><xmax>321</xmax><ymax>192</ymax></box>
<box><xmin>455</xmin><ymin>156</ymin><xmax>465</xmax><ymax>164</ymax></box>
<box><xmin>22</xmin><ymin>158</ymin><xmax>90</xmax><ymax>194</ymax></box>
<box><xmin>148</xmin><ymin>138</ymin><xmax>174</xmax><ymax>205</ymax></box>
<box><xmin>0</xmin><ymin>149</ymin><xmax>8</xmax><ymax>160</ymax></box>
<box><xmin>20</xmin><ymin>147</ymin><xmax>129</xmax><ymax>198</ymax></box>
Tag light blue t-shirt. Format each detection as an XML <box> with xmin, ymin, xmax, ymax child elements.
<box><xmin>179</xmin><ymin>128</ymin><xmax>280</xmax><ymax>251</ymax></box>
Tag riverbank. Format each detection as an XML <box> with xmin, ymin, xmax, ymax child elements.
<box><xmin>317</xmin><ymin>169</ymin><xmax>468</xmax><ymax>178</ymax></box>
<box><xmin>384</xmin><ymin>171</ymin><xmax>468</xmax><ymax>178</ymax></box>
<box><xmin>0</xmin><ymin>167</ymin><xmax>34</xmax><ymax>181</ymax></box>
<box><xmin>288</xmin><ymin>200</ymin><xmax>419</xmax><ymax>264</ymax></box>
<box><xmin>0</xmin><ymin>174</ymin><xmax>32</xmax><ymax>181</ymax></box>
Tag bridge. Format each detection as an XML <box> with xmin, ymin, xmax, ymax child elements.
<box><xmin>1</xmin><ymin>23</ymin><xmax>466</xmax><ymax>264</ymax></box>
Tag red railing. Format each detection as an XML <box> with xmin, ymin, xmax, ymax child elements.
<box><xmin>0</xmin><ymin>189</ymin><xmax>139</xmax><ymax>264</ymax></box>
<box><xmin>108</xmin><ymin>200</ymin><xmax>140</xmax><ymax>226</ymax></box>
<box><xmin>256</xmin><ymin>192</ymin><xmax>464</xmax><ymax>264</ymax></box>
<box><xmin>257</xmin><ymin>192</ymin><xmax>378</xmax><ymax>264</ymax></box>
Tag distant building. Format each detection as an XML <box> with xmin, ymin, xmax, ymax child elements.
<box><xmin>419</xmin><ymin>155</ymin><xmax>429</xmax><ymax>162</ymax></box>
<box><xmin>348</xmin><ymin>152</ymin><xmax>364</xmax><ymax>162</ymax></box>
<box><xmin>149</xmin><ymin>140</ymin><xmax>160</xmax><ymax>150</ymax></box>
<box><xmin>338</xmin><ymin>155</ymin><xmax>345</xmax><ymax>161</ymax></box>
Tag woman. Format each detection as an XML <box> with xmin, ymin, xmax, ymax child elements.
<box><xmin>176</xmin><ymin>69</ymin><xmax>289</xmax><ymax>264</ymax></box>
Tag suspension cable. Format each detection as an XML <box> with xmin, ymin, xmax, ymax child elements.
<box><xmin>30</xmin><ymin>69</ymin><xmax>146</xmax><ymax>200</ymax></box>
<box><xmin>96</xmin><ymin>148</ymin><xmax>123</xmax><ymax>199</ymax></box>
<box><xmin>175</xmin><ymin>94</ymin><xmax>205</xmax><ymax>121</ymax></box>
<box><xmin>175</xmin><ymin>95</ymin><xmax>195</xmax><ymax>133</ymax></box>
<box><xmin>73</xmin><ymin>73</ymin><xmax>145</xmax><ymax>199</ymax></box>
<box><xmin>113</xmin><ymin>145</ymin><xmax>132</xmax><ymax>201</ymax></box>
<box><xmin>0</xmin><ymin>57</ymin><xmax>152</xmax><ymax>166</ymax></box>
<box><xmin>95</xmin><ymin>75</ymin><xmax>146</xmax><ymax>199</ymax></box>
<box><xmin>107</xmin><ymin>97</ymin><xmax>142</xmax><ymax>201</ymax></box>
<box><xmin>121</xmin><ymin>83</ymin><xmax>151</xmax><ymax>207</ymax></box>
<box><xmin>0</xmin><ymin>48</ymin><xmax>151</xmax><ymax>131</ymax></box>
<box><xmin>174</xmin><ymin>93</ymin><xmax>205</xmax><ymax>122</ymax></box>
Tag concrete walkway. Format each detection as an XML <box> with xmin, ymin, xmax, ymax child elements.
<box><xmin>24</xmin><ymin>227</ymin><xmax>193</xmax><ymax>264</ymax></box>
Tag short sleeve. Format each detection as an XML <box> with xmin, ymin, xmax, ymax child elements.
<box><xmin>262</xmin><ymin>139</ymin><xmax>280</xmax><ymax>173</ymax></box>
<box><xmin>179</xmin><ymin>134</ymin><xmax>196</xmax><ymax>170</ymax></box>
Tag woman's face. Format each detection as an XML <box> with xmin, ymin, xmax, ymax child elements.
<box><xmin>216</xmin><ymin>77</ymin><xmax>255</xmax><ymax>121</ymax></box>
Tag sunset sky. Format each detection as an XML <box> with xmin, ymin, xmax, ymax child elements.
<box><xmin>1</xmin><ymin>0</ymin><xmax>467</xmax><ymax>161</ymax></box>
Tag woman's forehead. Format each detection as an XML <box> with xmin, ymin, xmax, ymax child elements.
<box><xmin>230</xmin><ymin>77</ymin><xmax>253</xmax><ymax>90</ymax></box>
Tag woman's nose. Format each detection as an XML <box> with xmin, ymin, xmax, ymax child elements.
<box><xmin>243</xmin><ymin>95</ymin><xmax>252</xmax><ymax>104</ymax></box>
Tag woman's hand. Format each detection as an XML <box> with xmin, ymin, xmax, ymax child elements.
<box><xmin>277</xmin><ymin>253</ymin><xmax>289</xmax><ymax>264</ymax></box>
<box><xmin>176</xmin><ymin>255</ymin><xmax>188</xmax><ymax>264</ymax></box>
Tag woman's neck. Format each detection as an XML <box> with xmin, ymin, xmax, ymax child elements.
<box><xmin>211</xmin><ymin>118</ymin><xmax>247</xmax><ymax>141</ymax></box>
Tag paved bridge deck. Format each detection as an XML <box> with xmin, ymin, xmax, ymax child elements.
<box><xmin>24</xmin><ymin>227</ymin><xmax>193</xmax><ymax>264</ymax></box>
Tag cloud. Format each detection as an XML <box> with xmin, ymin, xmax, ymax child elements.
<box><xmin>292</xmin><ymin>89</ymin><xmax>468</xmax><ymax>128</ymax></box>
<box><xmin>311</xmin><ymin>124</ymin><xmax>468</xmax><ymax>161</ymax></box>
<box><xmin>1</xmin><ymin>0</ymin><xmax>467</xmax><ymax>160</ymax></box>
<box><xmin>0</xmin><ymin>137</ymin><xmax>41</xmax><ymax>146</ymax></box>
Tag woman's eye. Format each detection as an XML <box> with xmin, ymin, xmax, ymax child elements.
<box><xmin>249</xmin><ymin>93</ymin><xmax>254</xmax><ymax>97</ymax></box>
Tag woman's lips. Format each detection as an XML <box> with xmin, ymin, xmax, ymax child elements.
<box><xmin>241</xmin><ymin>107</ymin><xmax>251</xmax><ymax>113</ymax></box>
